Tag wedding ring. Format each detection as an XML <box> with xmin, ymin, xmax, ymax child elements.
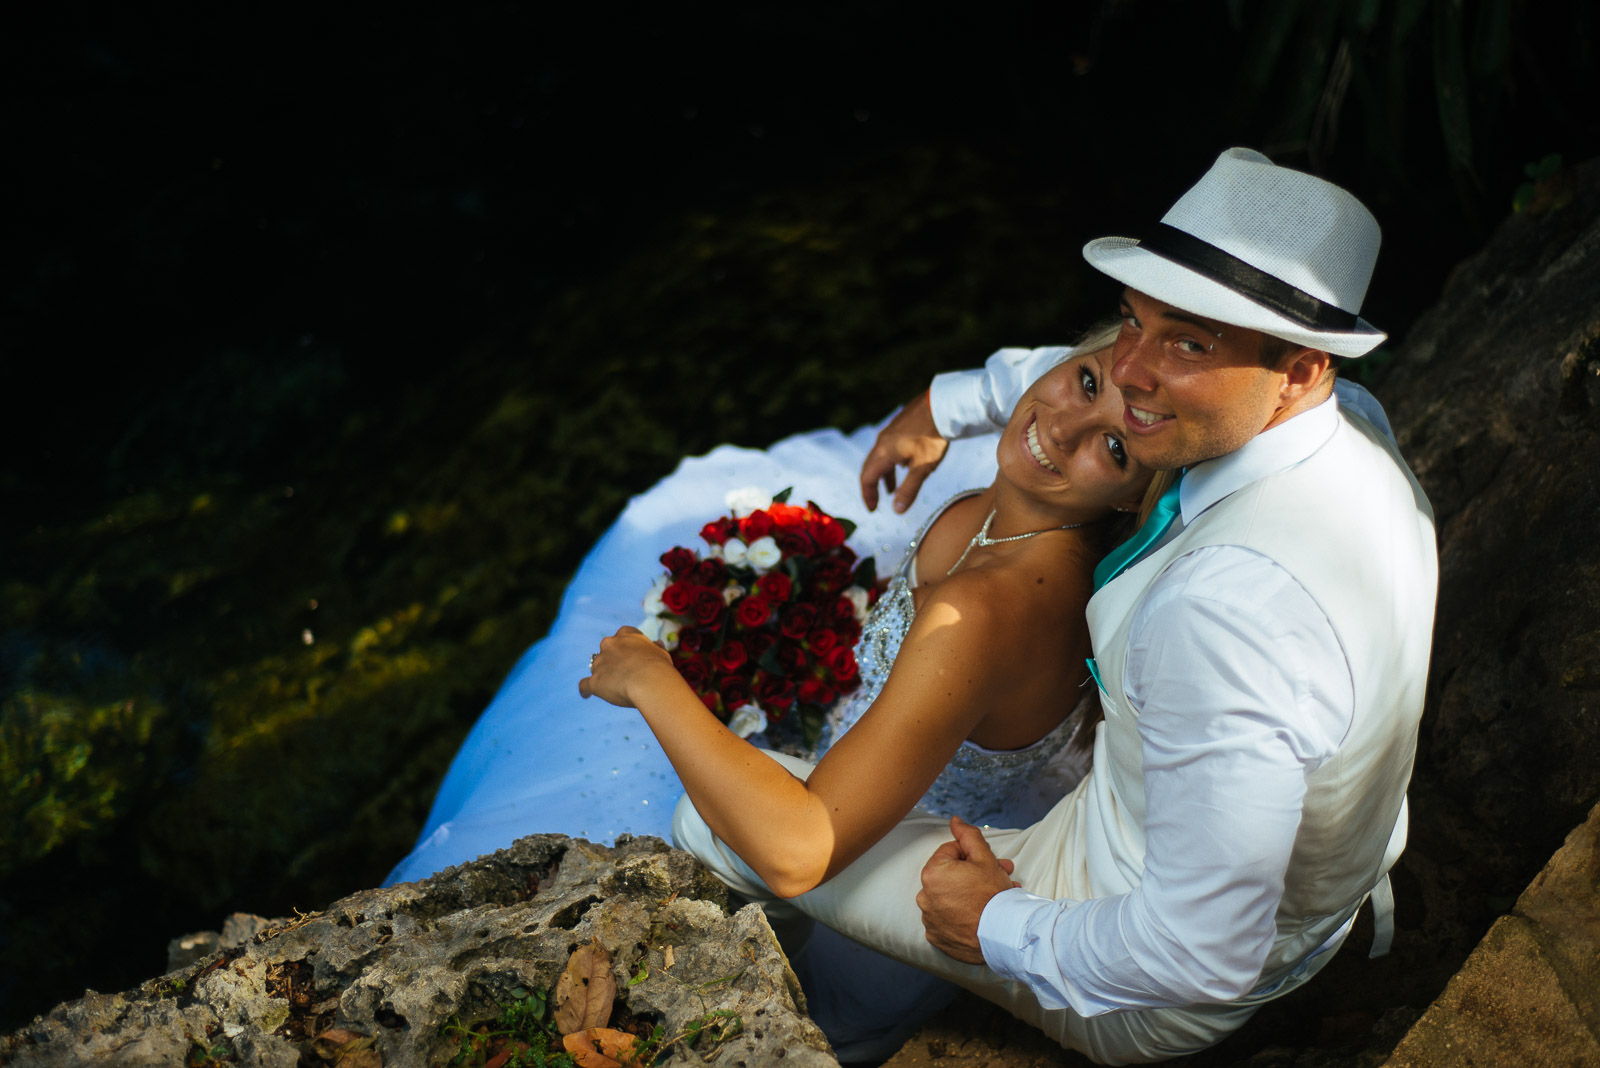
<box><xmin>589</xmin><ymin>655</ymin><xmax>596</xmax><ymax>671</ymax></box>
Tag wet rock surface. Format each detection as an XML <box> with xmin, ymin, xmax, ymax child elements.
<box><xmin>2</xmin><ymin>834</ymin><xmax>838</xmax><ymax>1068</ymax></box>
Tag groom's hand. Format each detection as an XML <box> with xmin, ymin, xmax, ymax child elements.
<box><xmin>917</xmin><ymin>816</ymin><xmax>1019</xmax><ymax>965</ymax></box>
<box><xmin>860</xmin><ymin>390</ymin><xmax>949</xmax><ymax>514</ymax></box>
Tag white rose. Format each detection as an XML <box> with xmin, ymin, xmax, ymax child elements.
<box><xmin>844</xmin><ymin>585</ymin><xmax>871</xmax><ymax>622</ymax></box>
<box><xmin>721</xmin><ymin>538</ymin><xmax>748</xmax><ymax>566</ymax></box>
<box><xmin>722</xmin><ymin>582</ymin><xmax>747</xmax><ymax>605</ymax></box>
<box><xmin>638</xmin><ymin>615</ymin><xmax>663</xmax><ymax>641</ymax></box>
<box><xmin>641</xmin><ymin>574</ymin><xmax>670</xmax><ymax>615</ymax></box>
<box><xmin>724</xmin><ymin>486</ymin><xmax>774</xmax><ymax>518</ymax></box>
<box><xmin>659</xmin><ymin>618</ymin><xmax>683</xmax><ymax>650</ymax></box>
<box><xmin>706</xmin><ymin>542</ymin><xmax>724</xmax><ymax>560</ymax></box>
<box><xmin>746</xmin><ymin>536</ymin><xmax>782</xmax><ymax>568</ymax></box>
<box><xmin>726</xmin><ymin>702</ymin><xmax>769</xmax><ymax>739</ymax></box>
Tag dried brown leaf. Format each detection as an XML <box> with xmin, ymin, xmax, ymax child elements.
<box><xmin>563</xmin><ymin>1027</ymin><xmax>638</xmax><ymax>1068</ymax></box>
<box><xmin>337</xmin><ymin>1050</ymin><xmax>382</xmax><ymax>1068</ymax></box>
<box><xmin>554</xmin><ymin>940</ymin><xmax>616</xmax><ymax>1035</ymax></box>
<box><xmin>312</xmin><ymin>1028</ymin><xmax>378</xmax><ymax>1065</ymax></box>
<box><xmin>662</xmin><ymin>945</ymin><xmax>675</xmax><ymax>969</ymax></box>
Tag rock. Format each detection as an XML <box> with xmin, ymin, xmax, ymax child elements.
<box><xmin>1380</xmin><ymin>799</ymin><xmax>1600</xmax><ymax>1067</ymax></box>
<box><xmin>2</xmin><ymin>834</ymin><xmax>839</xmax><ymax>1068</ymax></box>
<box><xmin>165</xmin><ymin>930</ymin><xmax>222</xmax><ymax>973</ymax></box>
<box><xmin>165</xmin><ymin>911</ymin><xmax>275</xmax><ymax>973</ymax></box>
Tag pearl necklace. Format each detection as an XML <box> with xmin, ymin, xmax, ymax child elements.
<box><xmin>947</xmin><ymin>509</ymin><xmax>1086</xmax><ymax>575</ymax></box>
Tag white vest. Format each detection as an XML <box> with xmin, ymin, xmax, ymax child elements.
<box><xmin>1082</xmin><ymin>406</ymin><xmax>1438</xmax><ymax>986</ymax></box>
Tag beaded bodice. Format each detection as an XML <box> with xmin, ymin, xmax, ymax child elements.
<box><xmin>816</xmin><ymin>493</ymin><xmax>1082</xmax><ymax>826</ymax></box>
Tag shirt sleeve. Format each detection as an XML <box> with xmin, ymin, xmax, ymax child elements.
<box><xmin>977</xmin><ymin>546</ymin><xmax>1353</xmax><ymax>1015</ymax></box>
<box><xmin>928</xmin><ymin>346</ymin><xmax>1070</xmax><ymax>439</ymax></box>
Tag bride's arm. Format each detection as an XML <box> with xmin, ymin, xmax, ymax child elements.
<box><xmin>582</xmin><ymin>579</ymin><xmax>1014</xmax><ymax>897</ymax></box>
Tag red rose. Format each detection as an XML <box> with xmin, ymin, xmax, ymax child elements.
<box><xmin>778</xmin><ymin>643</ymin><xmax>809</xmax><ymax>674</ymax></box>
<box><xmin>735</xmin><ymin>594</ymin><xmax>772</xmax><ymax>628</ymax></box>
<box><xmin>678</xmin><ymin>627</ymin><xmax>714</xmax><ymax>653</ymax></box>
<box><xmin>710</xmin><ymin>639</ymin><xmax>748</xmax><ymax>673</ymax></box>
<box><xmin>700</xmin><ymin>517</ymin><xmax>736</xmax><ymax>546</ymax></box>
<box><xmin>660</xmin><ymin>546</ymin><xmax>698</xmax><ymax>578</ymax></box>
<box><xmin>718</xmin><ymin>675</ymin><xmax>751</xmax><ymax>712</ymax></box>
<box><xmin>776</xmin><ymin>529</ymin><xmax>815</xmax><ymax>558</ymax></box>
<box><xmin>808</xmin><ymin>628</ymin><xmax>840</xmax><ymax>656</ymax></box>
<box><xmin>739</xmin><ymin>509</ymin><xmax>774</xmax><ymax>541</ymax></box>
<box><xmin>768</xmin><ymin>502</ymin><xmax>808</xmax><ymax>529</ymax></box>
<box><xmin>746</xmin><ymin>631</ymin><xmax>777</xmax><ymax>659</ymax></box>
<box><xmin>756</xmin><ymin>571</ymin><xmax>792</xmax><ymax>603</ymax></box>
<box><xmin>838</xmin><ymin>618</ymin><xmax>862</xmax><ymax>646</ymax></box>
<box><xmin>753</xmin><ymin>671</ymin><xmax>795</xmax><ymax>709</ymax></box>
<box><xmin>675</xmin><ymin>654</ymin><xmax>711</xmax><ymax>690</ymax></box>
<box><xmin>813</xmin><ymin>557</ymin><xmax>853</xmax><ymax>593</ymax></box>
<box><xmin>780</xmin><ymin>602</ymin><xmax>817</xmax><ymax>639</ymax></box>
<box><xmin>824</xmin><ymin>646</ymin><xmax>859</xmax><ymax>683</ymax></box>
<box><xmin>827</xmin><ymin>594</ymin><xmax>856</xmax><ymax>625</ymax></box>
<box><xmin>662</xmin><ymin>581</ymin><xmax>696</xmax><ymax>615</ymax></box>
<box><xmin>699</xmin><ymin>690</ymin><xmax>721</xmax><ymax>714</ymax></box>
<box><xmin>691</xmin><ymin>588</ymin><xmax>725</xmax><ymax>626</ymax></box>
<box><xmin>810</xmin><ymin>513</ymin><xmax>847</xmax><ymax>551</ymax></box>
<box><xmin>797</xmin><ymin>678</ymin><xmax>837</xmax><ymax>707</ymax></box>
<box><xmin>692</xmin><ymin>557</ymin><xmax>727</xmax><ymax>588</ymax></box>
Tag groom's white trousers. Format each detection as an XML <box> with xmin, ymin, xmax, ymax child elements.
<box><xmin>672</xmin><ymin>751</ymin><xmax>1293</xmax><ymax>1066</ymax></box>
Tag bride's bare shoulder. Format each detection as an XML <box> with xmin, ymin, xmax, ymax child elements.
<box><xmin>918</xmin><ymin>546</ymin><xmax>1093</xmax><ymax>634</ymax></box>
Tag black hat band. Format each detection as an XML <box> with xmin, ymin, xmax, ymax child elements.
<box><xmin>1139</xmin><ymin>223</ymin><xmax>1361</xmax><ymax>332</ymax></box>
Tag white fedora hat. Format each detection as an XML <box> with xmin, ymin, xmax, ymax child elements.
<box><xmin>1084</xmin><ymin>148</ymin><xmax>1386</xmax><ymax>358</ymax></box>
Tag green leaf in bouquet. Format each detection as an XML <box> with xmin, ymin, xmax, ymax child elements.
<box><xmin>800</xmin><ymin>705</ymin><xmax>826</xmax><ymax>749</ymax></box>
<box><xmin>851</xmin><ymin>556</ymin><xmax>877</xmax><ymax>590</ymax></box>
<box><xmin>785</xmin><ymin>552</ymin><xmax>814</xmax><ymax>584</ymax></box>
<box><xmin>757</xmin><ymin>643</ymin><xmax>788</xmax><ymax>677</ymax></box>
<box><xmin>773</xmin><ymin>487</ymin><xmax>794</xmax><ymax>504</ymax></box>
<box><xmin>837</xmin><ymin>517</ymin><xmax>858</xmax><ymax>538</ymax></box>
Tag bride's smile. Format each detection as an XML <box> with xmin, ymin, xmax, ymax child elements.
<box><xmin>1025</xmin><ymin>418</ymin><xmax>1060</xmax><ymax>473</ymax></box>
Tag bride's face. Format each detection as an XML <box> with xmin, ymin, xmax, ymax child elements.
<box><xmin>997</xmin><ymin>348</ymin><xmax>1153</xmax><ymax>518</ymax></box>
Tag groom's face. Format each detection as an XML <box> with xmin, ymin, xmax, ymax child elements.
<box><xmin>1108</xmin><ymin>289</ymin><xmax>1291</xmax><ymax>471</ymax></box>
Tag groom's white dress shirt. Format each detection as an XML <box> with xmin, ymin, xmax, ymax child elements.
<box><xmin>929</xmin><ymin>347</ymin><xmax>1394</xmax><ymax>1015</ymax></box>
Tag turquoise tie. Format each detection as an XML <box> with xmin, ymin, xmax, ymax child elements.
<box><xmin>1093</xmin><ymin>474</ymin><xmax>1184</xmax><ymax>591</ymax></box>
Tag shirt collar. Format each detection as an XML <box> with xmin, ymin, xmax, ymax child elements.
<box><xmin>1179</xmin><ymin>391</ymin><xmax>1340</xmax><ymax>524</ymax></box>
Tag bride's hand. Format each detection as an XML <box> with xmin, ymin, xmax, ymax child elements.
<box><xmin>579</xmin><ymin>626</ymin><xmax>675</xmax><ymax>708</ymax></box>
<box><xmin>860</xmin><ymin>389</ymin><xmax>949</xmax><ymax>514</ymax></box>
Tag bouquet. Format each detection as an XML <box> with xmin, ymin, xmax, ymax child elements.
<box><xmin>640</xmin><ymin>488</ymin><xmax>878</xmax><ymax>749</ymax></box>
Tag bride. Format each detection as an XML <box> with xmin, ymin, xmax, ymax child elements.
<box><xmin>580</xmin><ymin>331</ymin><xmax>1152</xmax><ymax>894</ymax></box>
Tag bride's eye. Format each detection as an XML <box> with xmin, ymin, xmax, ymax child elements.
<box><xmin>1080</xmin><ymin>366</ymin><xmax>1098</xmax><ymax>400</ymax></box>
<box><xmin>1104</xmin><ymin>434</ymin><xmax>1127</xmax><ymax>468</ymax></box>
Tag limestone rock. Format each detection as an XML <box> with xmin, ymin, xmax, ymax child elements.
<box><xmin>2</xmin><ymin>834</ymin><xmax>838</xmax><ymax>1068</ymax></box>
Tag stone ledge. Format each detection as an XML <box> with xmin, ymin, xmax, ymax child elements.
<box><xmin>1381</xmin><ymin>801</ymin><xmax>1600</xmax><ymax>1067</ymax></box>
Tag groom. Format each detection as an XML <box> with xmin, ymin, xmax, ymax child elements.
<box><xmin>676</xmin><ymin>148</ymin><xmax>1439</xmax><ymax>1064</ymax></box>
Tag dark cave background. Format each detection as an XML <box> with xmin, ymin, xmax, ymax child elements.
<box><xmin>2</xmin><ymin>0</ymin><xmax>1595</xmax><ymax>1032</ymax></box>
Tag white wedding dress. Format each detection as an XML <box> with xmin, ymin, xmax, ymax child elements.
<box><xmin>385</xmin><ymin>413</ymin><xmax>1093</xmax><ymax>1061</ymax></box>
